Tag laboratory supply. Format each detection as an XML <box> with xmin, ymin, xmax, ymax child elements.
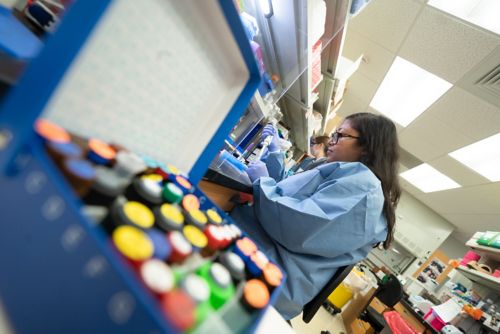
<box><xmin>125</xmin><ymin>176</ymin><xmax>163</xmax><ymax>207</ymax></box>
<box><xmin>155</xmin><ymin>203</ymin><xmax>185</xmax><ymax>231</ymax></box>
<box><xmin>87</xmin><ymin>138</ymin><xmax>116</xmax><ymax>165</ymax></box>
<box><xmin>459</xmin><ymin>250</ymin><xmax>481</xmax><ymax>265</ymax></box>
<box><xmin>0</xmin><ymin>0</ymin><xmax>272</xmax><ymax>332</ymax></box>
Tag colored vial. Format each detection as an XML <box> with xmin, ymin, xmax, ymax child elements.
<box><xmin>82</xmin><ymin>166</ymin><xmax>129</xmax><ymax>207</ymax></box>
<box><xmin>87</xmin><ymin>138</ymin><xmax>116</xmax><ymax>165</ymax></box>
<box><xmin>180</xmin><ymin>274</ymin><xmax>210</xmax><ymax>304</ymax></box>
<box><xmin>142</xmin><ymin>156</ymin><xmax>160</xmax><ymax>170</ymax></box>
<box><xmin>62</xmin><ymin>158</ymin><xmax>96</xmax><ymax>197</ymax></box>
<box><xmin>167</xmin><ymin>231</ymin><xmax>193</xmax><ymax>263</ymax></box>
<box><xmin>124</xmin><ymin>176</ymin><xmax>163</xmax><ymax>207</ymax></box>
<box><xmin>161</xmin><ymin>290</ymin><xmax>196</xmax><ymax>331</ymax></box>
<box><xmin>115</xmin><ymin>201</ymin><xmax>155</xmax><ymax>230</ymax></box>
<box><xmin>185</xmin><ymin>209</ymin><xmax>208</xmax><ymax>230</ymax></box>
<box><xmin>206</xmin><ymin>208</ymin><xmax>223</xmax><ymax>225</ymax></box>
<box><xmin>204</xmin><ymin>225</ymin><xmax>225</xmax><ymax>251</ymax></box>
<box><xmin>35</xmin><ymin>119</ymin><xmax>71</xmax><ymax>143</ymax></box>
<box><xmin>198</xmin><ymin>262</ymin><xmax>235</xmax><ymax>310</ymax></box>
<box><xmin>234</xmin><ymin>237</ymin><xmax>257</xmax><ymax>262</ymax></box>
<box><xmin>165</xmin><ymin>163</ymin><xmax>181</xmax><ymax>175</ymax></box>
<box><xmin>180</xmin><ymin>274</ymin><xmax>212</xmax><ymax>325</ymax></box>
<box><xmin>140</xmin><ymin>259</ymin><xmax>175</xmax><ymax>295</ymax></box>
<box><xmin>145</xmin><ymin>228</ymin><xmax>171</xmax><ymax>260</ymax></box>
<box><xmin>262</xmin><ymin>262</ymin><xmax>284</xmax><ymax>291</ymax></box>
<box><xmin>242</xmin><ymin>279</ymin><xmax>270</xmax><ymax>310</ymax></box>
<box><xmin>142</xmin><ymin>173</ymin><xmax>163</xmax><ymax>184</ymax></box>
<box><xmin>162</xmin><ymin>183</ymin><xmax>184</xmax><ymax>204</ymax></box>
<box><xmin>112</xmin><ymin>225</ymin><xmax>153</xmax><ymax>262</ymax></box>
<box><xmin>175</xmin><ymin>175</ymin><xmax>192</xmax><ymax>192</ymax></box>
<box><xmin>218</xmin><ymin>225</ymin><xmax>234</xmax><ymax>249</ymax></box>
<box><xmin>114</xmin><ymin>151</ymin><xmax>147</xmax><ymax>178</ymax></box>
<box><xmin>228</xmin><ymin>224</ymin><xmax>242</xmax><ymax>239</ymax></box>
<box><xmin>153</xmin><ymin>166</ymin><xmax>170</xmax><ymax>180</ymax></box>
<box><xmin>182</xmin><ymin>225</ymin><xmax>208</xmax><ymax>251</ymax></box>
<box><xmin>247</xmin><ymin>250</ymin><xmax>269</xmax><ymax>277</ymax></box>
<box><xmin>46</xmin><ymin>141</ymin><xmax>83</xmax><ymax>167</ymax></box>
<box><xmin>181</xmin><ymin>194</ymin><xmax>200</xmax><ymax>211</ymax></box>
<box><xmin>219</xmin><ymin>251</ymin><xmax>246</xmax><ymax>282</ymax></box>
<box><xmin>155</xmin><ymin>203</ymin><xmax>184</xmax><ymax>232</ymax></box>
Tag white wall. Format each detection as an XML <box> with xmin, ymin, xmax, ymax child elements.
<box><xmin>438</xmin><ymin>236</ymin><xmax>469</xmax><ymax>260</ymax></box>
<box><xmin>394</xmin><ymin>191</ymin><xmax>456</xmax><ymax>258</ymax></box>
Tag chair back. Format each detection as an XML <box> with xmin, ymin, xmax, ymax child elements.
<box><xmin>375</xmin><ymin>274</ymin><xmax>403</xmax><ymax>308</ymax></box>
<box><xmin>302</xmin><ymin>264</ymin><xmax>355</xmax><ymax>323</ymax></box>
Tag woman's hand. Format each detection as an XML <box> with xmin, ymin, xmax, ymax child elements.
<box><xmin>261</xmin><ymin>124</ymin><xmax>280</xmax><ymax>152</ymax></box>
<box><xmin>246</xmin><ymin>160</ymin><xmax>269</xmax><ymax>182</ymax></box>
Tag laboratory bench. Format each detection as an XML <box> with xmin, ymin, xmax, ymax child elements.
<box><xmin>397</xmin><ymin>298</ymin><xmax>438</xmax><ymax>334</ymax></box>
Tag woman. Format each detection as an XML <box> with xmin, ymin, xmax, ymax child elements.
<box><xmin>289</xmin><ymin>135</ymin><xmax>330</xmax><ymax>174</ymax></box>
<box><xmin>231</xmin><ymin>112</ymin><xmax>401</xmax><ymax>319</ymax></box>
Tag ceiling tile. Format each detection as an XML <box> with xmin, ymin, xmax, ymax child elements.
<box><xmin>399</xmin><ymin>6</ymin><xmax>500</xmax><ymax>83</ymax></box>
<box><xmin>342</xmin><ymin>29</ymin><xmax>396</xmax><ymax>83</ymax></box>
<box><xmin>415</xmin><ymin>182</ymin><xmax>500</xmax><ymax>215</ymax></box>
<box><xmin>366</xmin><ymin>106</ymin><xmax>406</xmax><ymax>133</ymax></box>
<box><xmin>400</xmin><ymin>177</ymin><xmax>425</xmax><ymax>196</ymax></box>
<box><xmin>336</xmin><ymin>92</ymin><xmax>369</xmax><ymax>117</ymax></box>
<box><xmin>344</xmin><ymin>72</ymin><xmax>379</xmax><ymax>104</ymax></box>
<box><xmin>424</xmin><ymin>86</ymin><xmax>500</xmax><ymax>142</ymax></box>
<box><xmin>430</xmin><ymin>155</ymin><xmax>491</xmax><ymax>187</ymax></box>
<box><xmin>442</xmin><ymin>213</ymin><xmax>500</xmax><ymax>241</ymax></box>
<box><xmin>348</xmin><ymin>0</ymin><xmax>423</xmax><ymax>53</ymax></box>
<box><xmin>398</xmin><ymin>113</ymin><xmax>472</xmax><ymax>161</ymax></box>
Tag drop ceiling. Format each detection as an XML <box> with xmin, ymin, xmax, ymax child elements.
<box><xmin>337</xmin><ymin>0</ymin><xmax>500</xmax><ymax>243</ymax></box>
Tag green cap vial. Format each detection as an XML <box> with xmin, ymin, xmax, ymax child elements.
<box><xmin>162</xmin><ymin>182</ymin><xmax>184</xmax><ymax>204</ymax></box>
<box><xmin>197</xmin><ymin>262</ymin><xmax>235</xmax><ymax>310</ymax></box>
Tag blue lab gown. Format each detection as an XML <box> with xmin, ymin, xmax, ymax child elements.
<box><xmin>230</xmin><ymin>152</ymin><xmax>388</xmax><ymax>319</ymax></box>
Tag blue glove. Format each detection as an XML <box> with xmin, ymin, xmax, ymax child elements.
<box><xmin>246</xmin><ymin>160</ymin><xmax>269</xmax><ymax>182</ymax></box>
<box><xmin>262</xmin><ymin>124</ymin><xmax>280</xmax><ymax>152</ymax></box>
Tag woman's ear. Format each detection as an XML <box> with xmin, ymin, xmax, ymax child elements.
<box><xmin>321</xmin><ymin>143</ymin><xmax>328</xmax><ymax>154</ymax></box>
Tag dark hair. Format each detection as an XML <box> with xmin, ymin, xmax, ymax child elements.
<box><xmin>345</xmin><ymin>112</ymin><xmax>401</xmax><ymax>249</ymax></box>
<box><xmin>314</xmin><ymin>135</ymin><xmax>330</xmax><ymax>155</ymax></box>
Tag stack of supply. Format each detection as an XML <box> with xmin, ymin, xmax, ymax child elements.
<box><xmin>35</xmin><ymin>118</ymin><xmax>286</xmax><ymax>333</ymax></box>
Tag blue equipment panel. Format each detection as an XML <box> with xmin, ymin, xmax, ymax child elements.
<box><xmin>0</xmin><ymin>0</ymin><xmax>278</xmax><ymax>332</ymax></box>
<box><xmin>0</xmin><ymin>142</ymin><xmax>172</xmax><ymax>333</ymax></box>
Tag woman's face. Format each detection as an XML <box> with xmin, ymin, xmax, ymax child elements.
<box><xmin>326</xmin><ymin>120</ymin><xmax>365</xmax><ymax>163</ymax></box>
<box><xmin>310</xmin><ymin>142</ymin><xmax>324</xmax><ymax>158</ymax></box>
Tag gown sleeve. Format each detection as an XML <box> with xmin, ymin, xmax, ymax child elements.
<box><xmin>253</xmin><ymin>162</ymin><xmax>385</xmax><ymax>258</ymax></box>
<box><xmin>260</xmin><ymin>151</ymin><xmax>286</xmax><ymax>182</ymax></box>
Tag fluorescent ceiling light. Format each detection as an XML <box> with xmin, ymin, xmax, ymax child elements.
<box><xmin>428</xmin><ymin>0</ymin><xmax>500</xmax><ymax>36</ymax></box>
<box><xmin>449</xmin><ymin>133</ymin><xmax>500</xmax><ymax>181</ymax></box>
<box><xmin>370</xmin><ymin>57</ymin><xmax>452</xmax><ymax>127</ymax></box>
<box><xmin>400</xmin><ymin>163</ymin><xmax>461</xmax><ymax>193</ymax></box>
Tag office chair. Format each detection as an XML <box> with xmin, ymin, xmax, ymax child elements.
<box><xmin>359</xmin><ymin>274</ymin><xmax>403</xmax><ymax>332</ymax></box>
<box><xmin>302</xmin><ymin>264</ymin><xmax>355</xmax><ymax>323</ymax></box>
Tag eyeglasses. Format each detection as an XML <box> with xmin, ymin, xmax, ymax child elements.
<box><xmin>330</xmin><ymin>131</ymin><xmax>359</xmax><ymax>144</ymax></box>
<box><xmin>309</xmin><ymin>139</ymin><xmax>316</xmax><ymax>146</ymax></box>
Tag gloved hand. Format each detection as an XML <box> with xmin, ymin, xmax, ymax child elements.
<box><xmin>261</xmin><ymin>124</ymin><xmax>280</xmax><ymax>152</ymax></box>
<box><xmin>246</xmin><ymin>160</ymin><xmax>269</xmax><ymax>182</ymax></box>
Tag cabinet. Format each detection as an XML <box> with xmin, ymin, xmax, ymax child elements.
<box><xmin>455</xmin><ymin>233</ymin><xmax>500</xmax><ymax>293</ymax></box>
<box><xmin>239</xmin><ymin>0</ymin><xmax>351</xmax><ymax>154</ymax></box>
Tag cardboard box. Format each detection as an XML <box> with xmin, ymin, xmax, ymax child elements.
<box><xmin>369</xmin><ymin>297</ymin><xmax>388</xmax><ymax>314</ymax></box>
<box><xmin>350</xmin><ymin>318</ymin><xmax>374</xmax><ymax>334</ymax></box>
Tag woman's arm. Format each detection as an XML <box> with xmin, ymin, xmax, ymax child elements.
<box><xmin>260</xmin><ymin>151</ymin><xmax>286</xmax><ymax>182</ymax></box>
<box><xmin>253</xmin><ymin>162</ymin><xmax>387</xmax><ymax>257</ymax></box>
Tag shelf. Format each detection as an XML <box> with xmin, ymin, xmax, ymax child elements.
<box><xmin>456</xmin><ymin>265</ymin><xmax>500</xmax><ymax>293</ymax></box>
<box><xmin>465</xmin><ymin>238</ymin><xmax>500</xmax><ymax>262</ymax></box>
